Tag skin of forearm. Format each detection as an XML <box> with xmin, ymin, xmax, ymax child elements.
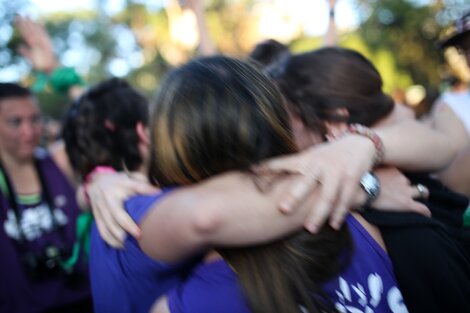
<box><xmin>376</xmin><ymin>120</ymin><xmax>456</xmax><ymax>171</ymax></box>
<box><xmin>437</xmin><ymin>146</ymin><xmax>470</xmax><ymax>197</ymax></box>
<box><xmin>139</xmin><ymin>170</ymin><xmax>372</xmax><ymax>263</ymax></box>
<box><xmin>139</xmin><ymin>172</ymin><xmax>306</xmax><ymax>262</ymax></box>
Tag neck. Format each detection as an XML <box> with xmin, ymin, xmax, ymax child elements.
<box><xmin>0</xmin><ymin>151</ymin><xmax>33</xmax><ymax>172</ymax></box>
<box><xmin>0</xmin><ymin>151</ymin><xmax>39</xmax><ymax>195</ymax></box>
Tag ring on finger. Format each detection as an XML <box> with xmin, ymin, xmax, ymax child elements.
<box><xmin>416</xmin><ymin>183</ymin><xmax>427</xmax><ymax>198</ymax></box>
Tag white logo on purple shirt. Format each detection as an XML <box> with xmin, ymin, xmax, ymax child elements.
<box><xmin>334</xmin><ymin>274</ymin><xmax>408</xmax><ymax>313</ymax></box>
<box><xmin>3</xmin><ymin>205</ymin><xmax>68</xmax><ymax>241</ymax></box>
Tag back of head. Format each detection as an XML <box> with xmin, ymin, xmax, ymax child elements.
<box><xmin>149</xmin><ymin>55</ymin><xmax>296</xmax><ymax>186</ymax></box>
<box><xmin>0</xmin><ymin>83</ymin><xmax>32</xmax><ymax>103</ymax></box>
<box><xmin>269</xmin><ymin>47</ymin><xmax>394</xmax><ymax>135</ymax></box>
<box><xmin>149</xmin><ymin>55</ymin><xmax>351</xmax><ymax>313</ymax></box>
<box><xmin>63</xmin><ymin>78</ymin><xmax>149</xmax><ymax>180</ymax></box>
<box><xmin>247</xmin><ymin>39</ymin><xmax>291</xmax><ymax>69</ymax></box>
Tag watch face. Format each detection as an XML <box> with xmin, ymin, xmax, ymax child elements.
<box><xmin>360</xmin><ymin>172</ymin><xmax>380</xmax><ymax>200</ymax></box>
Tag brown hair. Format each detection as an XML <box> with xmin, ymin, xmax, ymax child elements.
<box><xmin>149</xmin><ymin>56</ymin><xmax>351</xmax><ymax>313</ymax></box>
<box><xmin>269</xmin><ymin>47</ymin><xmax>395</xmax><ymax>136</ymax></box>
<box><xmin>149</xmin><ymin>56</ymin><xmax>296</xmax><ymax>186</ymax></box>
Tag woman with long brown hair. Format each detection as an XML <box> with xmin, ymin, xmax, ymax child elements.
<box><xmin>150</xmin><ymin>51</ymin><xmax>470</xmax><ymax>313</ymax></box>
<box><xmin>146</xmin><ymin>56</ymin><xmax>428</xmax><ymax>313</ymax></box>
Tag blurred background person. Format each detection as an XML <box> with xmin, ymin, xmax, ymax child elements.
<box><xmin>0</xmin><ymin>16</ymin><xmax>98</xmax><ymax>313</ymax></box>
<box><xmin>0</xmin><ymin>82</ymin><xmax>92</xmax><ymax>313</ymax></box>
<box><xmin>433</xmin><ymin>10</ymin><xmax>470</xmax><ymax>200</ymax></box>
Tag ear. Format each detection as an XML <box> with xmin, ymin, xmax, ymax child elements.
<box><xmin>136</xmin><ymin>122</ymin><xmax>150</xmax><ymax>146</ymax></box>
<box><xmin>325</xmin><ymin>108</ymin><xmax>349</xmax><ymax>140</ymax></box>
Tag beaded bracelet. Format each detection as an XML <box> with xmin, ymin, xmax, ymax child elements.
<box><xmin>346</xmin><ymin>124</ymin><xmax>385</xmax><ymax>166</ymax></box>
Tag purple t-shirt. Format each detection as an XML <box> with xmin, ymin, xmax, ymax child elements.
<box><xmin>167</xmin><ymin>215</ymin><xmax>408</xmax><ymax>313</ymax></box>
<box><xmin>90</xmin><ymin>190</ymin><xmax>201</xmax><ymax>313</ymax></box>
<box><xmin>0</xmin><ymin>150</ymin><xmax>91</xmax><ymax>313</ymax></box>
<box><xmin>168</xmin><ymin>259</ymin><xmax>250</xmax><ymax>313</ymax></box>
<box><xmin>322</xmin><ymin>215</ymin><xmax>408</xmax><ymax>313</ymax></box>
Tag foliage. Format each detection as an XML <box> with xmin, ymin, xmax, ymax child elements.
<box><xmin>2</xmin><ymin>0</ymin><xmax>470</xmax><ymax>118</ymax></box>
<box><xmin>350</xmin><ymin>0</ymin><xmax>470</xmax><ymax>90</ymax></box>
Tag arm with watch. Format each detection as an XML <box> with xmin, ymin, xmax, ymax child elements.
<box><xmin>262</xmin><ymin>119</ymin><xmax>452</xmax><ymax>231</ymax></box>
<box><xmin>85</xmin><ymin>132</ymin><xmax>429</xmax><ymax>252</ymax></box>
<box><xmin>359</xmin><ymin>167</ymin><xmax>430</xmax><ymax>215</ymax></box>
<box><xmin>138</xmin><ymin>164</ymin><xmax>425</xmax><ymax>263</ymax></box>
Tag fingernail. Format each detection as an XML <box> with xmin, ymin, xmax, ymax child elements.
<box><xmin>305</xmin><ymin>222</ymin><xmax>318</xmax><ymax>234</ymax></box>
<box><xmin>330</xmin><ymin>220</ymin><xmax>340</xmax><ymax>230</ymax></box>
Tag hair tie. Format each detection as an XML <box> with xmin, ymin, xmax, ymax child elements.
<box><xmin>104</xmin><ymin>120</ymin><xmax>116</xmax><ymax>132</ymax></box>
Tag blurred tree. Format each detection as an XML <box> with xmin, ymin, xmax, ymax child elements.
<box><xmin>2</xmin><ymin>0</ymin><xmax>266</xmax><ymax>118</ymax></box>
<box><xmin>1</xmin><ymin>1</ymin><xmax>29</xmax><ymax>74</ymax></box>
<box><xmin>351</xmin><ymin>0</ymin><xmax>470</xmax><ymax>90</ymax></box>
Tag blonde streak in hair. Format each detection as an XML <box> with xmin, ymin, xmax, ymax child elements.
<box><xmin>154</xmin><ymin>114</ymin><xmax>188</xmax><ymax>185</ymax></box>
<box><xmin>153</xmin><ymin>116</ymin><xmax>174</xmax><ymax>175</ymax></box>
<box><xmin>240</xmin><ymin>65</ymin><xmax>296</xmax><ymax>151</ymax></box>
<box><xmin>172</xmin><ymin>117</ymin><xmax>205</xmax><ymax>185</ymax></box>
<box><xmin>153</xmin><ymin>75</ymin><xmax>196</xmax><ymax>185</ymax></box>
<box><xmin>175</xmin><ymin>89</ymin><xmax>217</xmax><ymax>183</ymax></box>
<box><xmin>255</xmin><ymin>83</ymin><xmax>297</xmax><ymax>151</ymax></box>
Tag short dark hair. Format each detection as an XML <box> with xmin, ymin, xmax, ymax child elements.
<box><xmin>63</xmin><ymin>78</ymin><xmax>149</xmax><ymax>180</ymax></box>
<box><xmin>247</xmin><ymin>39</ymin><xmax>290</xmax><ymax>69</ymax></box>
<box><xmin>0</xmin><ymin>83</ymin><xmax>32</xmax><ymax>101</ymax></box>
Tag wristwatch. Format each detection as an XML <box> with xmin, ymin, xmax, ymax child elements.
<box><xmin>360</xmin><ymin>172</ymin><xmax>381</xmax><ymax>208</ymax></box>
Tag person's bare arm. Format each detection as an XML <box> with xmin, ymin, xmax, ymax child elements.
<box><xmin>139</xmin><ymin>172</ymin><xmax>307</xmax><ymax>262</ymax></box>
<box><xmin>431</xmin><ymin>101</ymin><xmax>470</xmax><ymax>196</ymax></box>
<box><xmin>375</xmin><ymin>103</ymin><xmax>416</xmax><ymax>128</ymax></box>
<box><xmin>15</xmin><ymin>16</ymin><xmax>57</xmax><ymax>73</ymax></box>
<box><xmin>431</xmin><ymin>101</ymin><xmax>470</xmax><ymax>152</ymax></box>
<box><xmin>375</xmin><ymin>119</ymin><xmax>456</xmax><ymax>171</ymax></box>
<box><xmin>15</xmin><ymin>16</ymin><xmax>85</xmax><ymax>100</ymax></box>
<box><xmin>139</xmin><ymin>166</ymin><xmax>428</xmax><ymax>263</ymax></box>
<box><xmin>262</xmin><ymin>119</ymin><xmax>451</xmax><ymax>230</ymax></box>
<box><xmin>437</xmin><ymin>145</ymin><xmax>470</xmax><ymax>197</ymax></box>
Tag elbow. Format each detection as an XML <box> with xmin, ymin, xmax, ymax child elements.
<box><xmin>438</xmin><ymin>139</ymin><xmax>459</xmax><ymax>171</ymax></box>
<box><xmin>191</xmin><ymin>204</ymin><xmax>223</xmax><ymax>243</ymax></box>
<box><xmin>425</xmin><ymin>131</ymin><xmax>459</xmax><ymax>172</ymax></box>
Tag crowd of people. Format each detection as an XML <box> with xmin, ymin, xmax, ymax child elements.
<box><xmin>1</xmin><ymin>9</ymin><xmax>470</xmax><ymax>313</ymax></box>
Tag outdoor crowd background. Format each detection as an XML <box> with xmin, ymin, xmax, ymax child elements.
<box><xmin>0</xmin><ymin>0</ymin><xmax>469</xmax><ymax>121</ymax></box>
